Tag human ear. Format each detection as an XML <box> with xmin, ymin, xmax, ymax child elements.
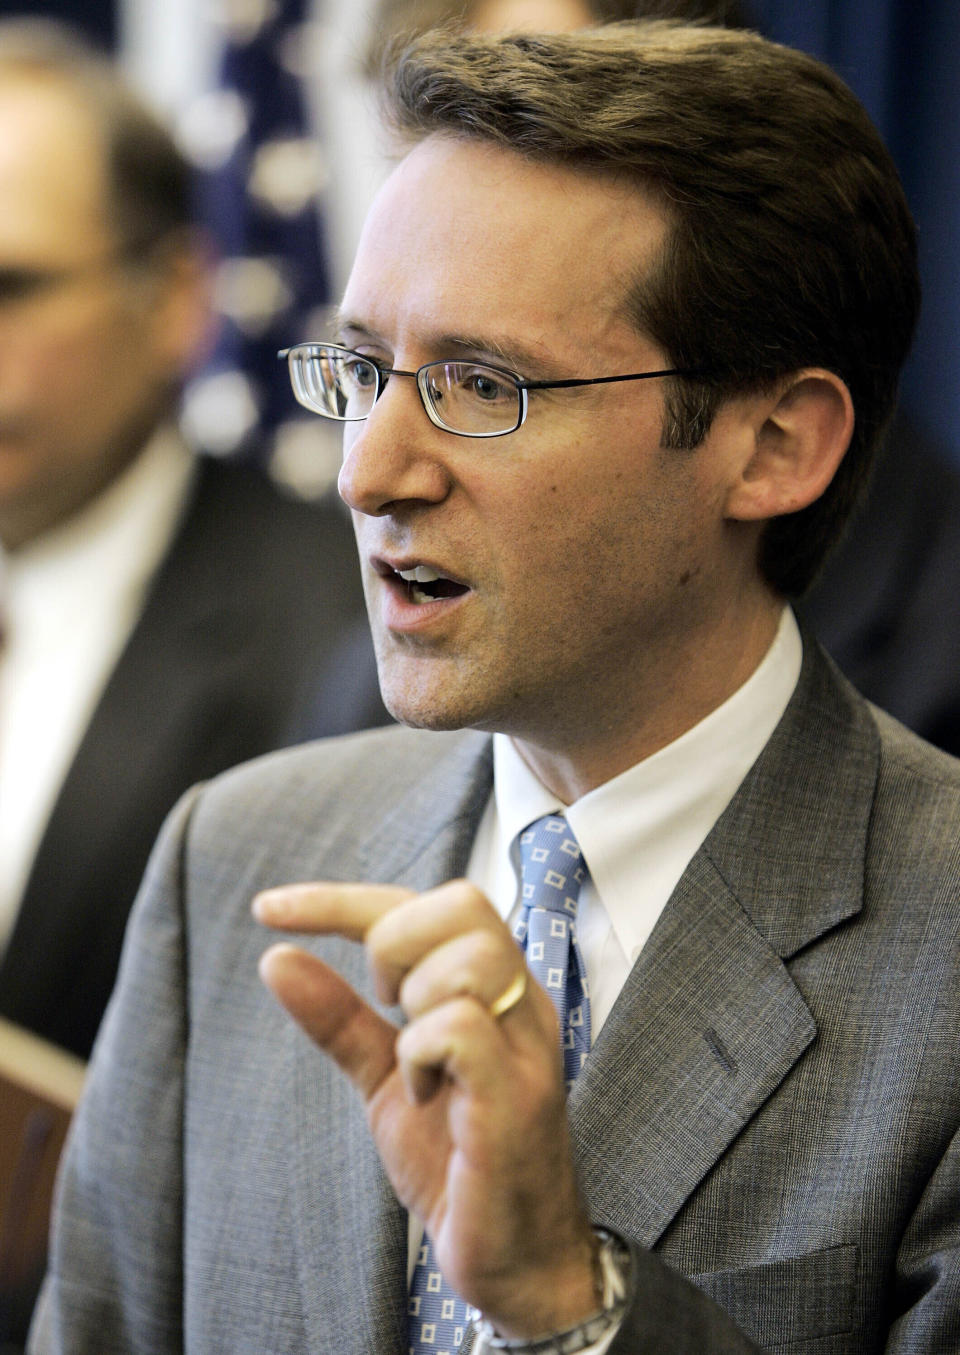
<box><xmin>149</xmin><ymin>230</ymin><xmax>217</xmax><ymax>376</ymax></box>
<box><xmin>723</xmin><ymin>370</ymin><xmax>854</xmax><ymax>523</ymax></box>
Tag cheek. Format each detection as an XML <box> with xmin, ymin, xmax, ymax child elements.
<box><xmin>507</xmin><ymin>456</ymin><xmax>712</xmax><ymax>613</ymax></box>
<box><xmin>479</xmin><ymin>482</ymin><xmax>602</xmax><ymax>629</ymax></box>
<box><xmin>20</xmin><ymin>311</ymin><xmax>116</xmax><ymax>390</ymax></box>
<box><xmin>43</xmin><ymin>349</ymin><xmax>125</xmax><ymax>435</ymax></box>
<box><xmin>0</xmin><ymin>342</ymin><xmax>97</xmax><ymax>436</ymax></box>
<box><xmin>82</xmin><ymin>318</ymin><xmax>163</xmax><ymax>407</ymax></box>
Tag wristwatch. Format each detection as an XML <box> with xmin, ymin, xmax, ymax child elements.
<box><xmin>462</xmin><ymin>1227</ymin><xmax>633</xmax><ymax>1355</ymax></box>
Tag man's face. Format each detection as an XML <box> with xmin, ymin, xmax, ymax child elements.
<box><xmin>339</xmin><ymin>136</ymin><xmax>767</xmax><ymax>768</ymax></box>
<box><xmin>0</xmin><ymin>79</ymin><xmax>196</xmax><ymax>549</ymax></box>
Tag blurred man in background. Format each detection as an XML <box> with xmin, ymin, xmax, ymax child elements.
<box><xmin>0</xmin><ymin>20</ymin><xmax>385</xmax><ymax>1066</ymax></box>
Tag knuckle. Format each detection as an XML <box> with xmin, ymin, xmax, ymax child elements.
<box><xmin>436</xmin><ymin>877</ymin><xmax>499</xmax><ymax>921</ymax></box>
<box><xmin>468</xmin><ymin>925</ymin><xmax>509</xmax><ymax>972</ymax></box>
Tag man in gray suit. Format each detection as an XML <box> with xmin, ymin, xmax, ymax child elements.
<box><xmin>31</xmin><ymin>21</ymin><xmax>960</xmax><ymax>1355</ymax></box>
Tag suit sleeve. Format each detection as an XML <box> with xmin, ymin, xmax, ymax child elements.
<box><xmin>605</xmin><ymin>1245</ymin><xmax>761</xmax><ymax>1354</ymax></box>
<box><xmin>885</xmin><ymin>1121</ymin><xmax>960</xmax><ymax>1351</ymax></box>
<box><xmin>28</xmin><ymin>788</ymin><xmax>200</xmax><ymax>1355</ymax></box>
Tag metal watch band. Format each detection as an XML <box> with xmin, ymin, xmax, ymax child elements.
<box><xmin>462</xmin><ymin>1228</ymin><xmax>632</xmax><ymax>1355</ymax></box>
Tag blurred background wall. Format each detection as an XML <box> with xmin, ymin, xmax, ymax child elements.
<box><xmin>748</xmin><ymin>1</ymin><xmax>960</xmax><ymax>478</ymax></box>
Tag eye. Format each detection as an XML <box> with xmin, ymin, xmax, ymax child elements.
<box><xmin>460</xmin><ymin>366</ymin><xmax>514</xmax><ymax>403</ymax></box>
<box><xmin>341</xmin><ymin>355</ymin><xmax>379</xmax><ymax>390</ymax></box>
<box><xmin>471</xmin><ymin>372</ymin><xmax>504</xmax><ymax>401</ymax></box>
<box><xmin>0</xmin><ymin>268</ymin><xmax>54</xmax><ymax>304</ymax></box>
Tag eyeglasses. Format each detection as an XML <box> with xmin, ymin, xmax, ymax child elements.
<box><xmin>278</xmin><ymin>342</ymin><xmax>696</xmax><ymax>439</ymax></box>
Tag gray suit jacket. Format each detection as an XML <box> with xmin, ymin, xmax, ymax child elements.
<box><xmin>30</xmin><ymin>638</ymin><xmax>960</xmax><ymax>1353</ymax></box>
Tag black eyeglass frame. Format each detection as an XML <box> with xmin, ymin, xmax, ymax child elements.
<box><xmin>278</xmin><ymin>342</ymin><xmax>699</xmax><ymax>439</ymax></box>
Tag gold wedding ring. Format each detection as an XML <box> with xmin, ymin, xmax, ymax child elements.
<box><xmin>488</xmin><ymin>969</ymin><xmax>527</xmax><ymax>1019</ymax></box>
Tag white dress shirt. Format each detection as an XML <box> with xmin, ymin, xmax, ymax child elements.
<box><xmin>0</xmin><ymin>430</ymin><xmax>195</xmax><ymax>947</ymax></box>
<box><xmin>469</xmin><ymin>606</ymin><xmax>803</xmax><ymax>1035</ymax></box>
<box><xmin>406</xmin><ymin>608</ymin><xmax>803</xmax><ymax>1349</ymax></box>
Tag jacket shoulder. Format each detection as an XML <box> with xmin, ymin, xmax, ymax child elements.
<box><xmin>182</xmin><ymin>724</ymin><xmax>492</xmax><ymax>875</ymax></box>
<box><xmin>867</xmin><ymin>705</ymin><xmax>960</xmax><ymax>874</ymax></box>
<box><xmin>214</xmin><ymin>722</ymin><xmax>485</xmax><ymax>787</ymax></box>
<box><xmin>871</xmin><ymin>702</ymin><xmax>960</xmax><ymax>788</ymax></box>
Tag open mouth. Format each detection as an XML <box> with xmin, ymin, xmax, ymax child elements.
<box><xmin>395</xmin><ymin>564</ymin><xmax>469</xmax><ymax>605</ymax></box>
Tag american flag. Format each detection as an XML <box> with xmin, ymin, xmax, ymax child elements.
<box><xmin>180</xmin><ymin>0</ymin><xmax>341</xmax><ymax>493</ymax></box>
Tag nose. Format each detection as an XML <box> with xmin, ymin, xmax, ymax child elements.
<box><xmin>337</xmin><ymin>376</ymin><xmax>452</xmax><ymax>517</ymax></box>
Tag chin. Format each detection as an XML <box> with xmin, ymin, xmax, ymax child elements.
<box><xmin>376</xmin><ymin>672</ymin><xmax>487</xmax><ymax>733</ymax></box>
<box><xmin>374</xmin><ymin>645</ymin><xmax>511</xmax><ymax>734</ymax></box>
<box><xmin>382</xmin><ymin>692</ymin><xmax>474</xmax><ymax>733</ymax></box>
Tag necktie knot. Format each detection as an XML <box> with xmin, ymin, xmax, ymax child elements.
<box><xmin>517</xmin><ymin>813</ymin><xmax>587</xmax><ymax>917</ymax></box>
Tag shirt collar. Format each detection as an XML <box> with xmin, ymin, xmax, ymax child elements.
<box><xmin>490</xmin><ymin>607</ymin><xmax>803</xmax><ymax>963</ymax></box>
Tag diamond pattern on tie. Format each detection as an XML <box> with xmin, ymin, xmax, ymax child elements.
<box><xmin>514</xmin><ymin>815</ymin><xmax>591</xmax><ymax>1089</ymax></box>
<box><xmin>407</xmin><ymin>814</ymin><xmax>592</xmax><ymax>1354</ymax></box>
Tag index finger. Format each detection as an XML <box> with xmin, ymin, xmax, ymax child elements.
<box><xmin>253</xmin><ymin>881</ymin><xmax>416</xmax><ymax>940</ymax></box>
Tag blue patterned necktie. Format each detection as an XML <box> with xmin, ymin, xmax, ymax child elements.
<box><xmin>407</xmin><ymin>815</ymin><xmax>591</xmax><ymax>1354</ymax></box>
<box><xmin>512</xmin><ymin>814</ymin><xmax>592</xmax><ymax>1088</ymax></box>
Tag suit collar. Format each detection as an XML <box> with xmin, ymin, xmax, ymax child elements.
<box><xmin>348</xmin><ymin>729</ymin><xmax>494</xmax><ymax>886</ymax></box>
<box><xmin>570</xmin><ymin>638</ymin><xmax>879</xmax><ymax>1245</ymax></box>
<box><xmin>702</xmin><ymin>628</ymin><xmax>877</xmax><ymax>960</ymax></box>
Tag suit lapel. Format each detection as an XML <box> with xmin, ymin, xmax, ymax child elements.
<box><xmin>289</xmin><ymin>733</ymin><xmax>494</xmax><ymax>1355</ymax></box>
<box><xmin>571</xmin><ymin>638</ymin><xmax>879</xmax><ymax>1246</ymax></box>
<box><xmin>570</xmin><ymin>850</ymin><xmax>817</xmax><ymax>1245</ymax></box>
<box><xmin>1</xmin><ymin>463</ymin><xmax>263</xmax><ymax>1050</ymax></box>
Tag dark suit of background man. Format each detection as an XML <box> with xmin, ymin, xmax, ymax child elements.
<box><xmin>31</xmin><ymin>20</ymin><xmax>960</xmax><ymax>1355</ymax></box>
<box><xmin>0</xmin><ymin>21</ymin><xmax>385</xmax><ymax>1063</ymax></box>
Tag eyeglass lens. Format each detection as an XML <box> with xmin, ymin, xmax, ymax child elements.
<box><xmin>287</xmin><ymin>345</ymin><xmax>523</xmax><ymax>436</ymax></box>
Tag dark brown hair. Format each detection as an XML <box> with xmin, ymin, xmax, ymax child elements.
<box><xmin>381</xmin><ymin>21</ymin><xmax>920</xmax><ymax>594</ymax></box>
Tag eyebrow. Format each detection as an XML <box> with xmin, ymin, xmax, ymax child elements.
<box><xmin>332</xmin><ymin>314</ymin><xmax>561</xmax><ymax>381</ymax></box>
